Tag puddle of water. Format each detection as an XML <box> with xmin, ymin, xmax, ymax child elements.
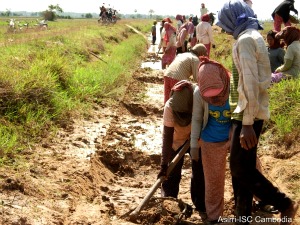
<box><xmin>141</xmin><ymin>61</ymin><xmax>161</xmax><ymax>70</ymax></box>
<box><xmin>66</xmin><ymin>111</ymin><xmax>114</xmax><ymax>160</ymax></box>
<box><xmin>134</xmin><ymin>120</ymin><xmax>163</xmax><ymax>155</ymax></box>
<box><xmin>145</xmin><ymin>83</ymin><xmax>164</xmax><ymax>107</ymax></box>
<box><xmin>142</xmin><ymin>31</ymin><xmax>162</xmax><ymax>70</ymax></box>
<box><xmin>133</xmin><ymin>83</ymin><xmax>164</xmax><ymax>155</ymax></box>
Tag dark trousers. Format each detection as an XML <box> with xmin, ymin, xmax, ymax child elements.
<box><xmin>176</xmin><ymin>40</ymin><xmax>188</xmax><ymax>55</ymax></box>
<box><xmin>161</xmin><ymin>147</ymin><xmax>206</xmax><ymax>212</ymax></box>
<box><xmin>230</xmin><ymin>120</ymin><xmax>292</xmax><ymax>224</ymax></box>
<box><xmin>152</xmin><ymin>35</ymin><xmax>156</xmax><ymax>45</ymax></box>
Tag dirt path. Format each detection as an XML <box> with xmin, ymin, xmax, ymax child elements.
<box><xmin>0</xmin><ymin>32</ymin><xmax>299</xmax><ymax>225</ymax></box>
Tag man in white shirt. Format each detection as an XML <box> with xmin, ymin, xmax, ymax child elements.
<box><xmin>200</xmin><ymin>3</ymin><xmax>208</xmax><ymax>19</ymax></box>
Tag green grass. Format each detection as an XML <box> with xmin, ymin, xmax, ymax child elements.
<box><xmin>267</xmin><ymin>79</ymin><xmax>300</xmax><ymax>142</ymax></box>
<box><xmin>0</xmin><ymin>18</ymin><xmax>149</xmax><ymax>165</ymax></box>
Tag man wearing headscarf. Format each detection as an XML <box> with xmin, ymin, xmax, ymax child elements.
<box><xmin>190</xmin><ymin>57</ymin><xmax>231</xmax><ymax>223</ymax></box>
<box><xmin>272</xmin><ymin>0</ymin><xmax>298</xmax><ymax>32</ymax></box>
<box><xmin>216</xmin><ymin>0</ymin><xmax>298</xmax><ymax>224</ymax></box>
<box><xmin>163</xmin><ymin>43</ymin><xmax>208</xmax><ymax>104</ymax></box>
<box><xmin>158</xmin><ymin>80</ymin><xmax>206</xmax><ymax>214</ymax></box>
<box><xmin>196</xmin><ymin>13</ymin><xmax>215</xmax><ymax>57</ymax></box>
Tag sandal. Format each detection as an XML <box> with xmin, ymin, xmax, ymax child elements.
<box><xmin>261</xmin><ymin>204</ymin><xmax>279</xmax><ymax>214</ymax></box>
<box><xmin>256</xmin><ymin>201</ymin><xmax>279</xmax><ymax>214</ymax></box>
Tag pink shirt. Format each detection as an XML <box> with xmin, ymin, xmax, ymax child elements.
<box><xmin>176</xmin><ymin>28</ymin><xmax>188</xmax><ymax>48</ymax></box>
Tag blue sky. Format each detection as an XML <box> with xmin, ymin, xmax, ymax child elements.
<box><xmin>1</xmin><ymin>0</ymin><xmax>300</xmax><ymax>20</ymax></box>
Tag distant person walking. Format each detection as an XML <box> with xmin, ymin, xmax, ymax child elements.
<box><xmin>196</xmin><ymin>13</ymin><xmax>215</xmax><ymax>57</ymax></box>
<box><xmin>272</xmin><ymin>0</ymin><xmax>298</xmax><ymax>32</ymax></box>
<box><xmin>200</xmin><ymin>3</ymin><xmax>208</xmax><ymax>19</ymax></box>
<box><xmin>151</xmin><ymin>20</ymin><xmax>157</xmax><ymax>45</ymax></box>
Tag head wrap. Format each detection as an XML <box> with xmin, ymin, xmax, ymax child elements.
<box><xmin>176</xmin><ymin>14</ymin><xmax>183</xmax><ymax>21</ymax></box>
<box><xmin>216</xmin><ymin>0</ymin><xmax>262</xmax><ymax>39</ymax></box>
<box><xmin>164</xmin><ymin>22</ymin><xmax>177</xmax><ymax>43</ymax></box>
<box><xmin>178</xmin><ymin>22</ymin><xmax>194</xmax><ymax>34</ymax></box>
<box><xmin>276</xmin><ymin>26</ymin><xmax>300</xmax><ymax>46</ymax></box>
<box><xmin>244</xmin><ymin>0</ymin><xmax>253</xmax><ymax>8</ymax></box>
<box><xmin>186</xmin><ymin>22</ymin><xmax>195</xmax><ymax>34</ymax></box>
<box><xmin>190</xmin><ymin>43</ymin><xmax>208</xmax><ymax>57</ymax></box>
<box><xmin>169</xmin><ymin>80</ymin><xmax>194</xmax><ymax>126</ymax></box>
<box><xmin>163</xmin><ymin>17</ymin><xmax>172</xmax><ymax>23</ymax></box>
<box><xmin>201</xmin><ymin>14</ymin><xmax>210</xmax><ymax>22</ymax></box>
<box><xmin>197</xmin><ymin>57</ymin><xmax>230</xmax><ymax>106</ymax></box>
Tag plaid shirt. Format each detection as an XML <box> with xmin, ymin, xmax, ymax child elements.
<box><xmin>231</xmin><ymin>29</ymin><xmax>271</xmax><ymax>125</ymax></box>
<box><xmin>164</xmin><ymin>52</ymin><xmax>200</xmax><ymax>82</ymax></box>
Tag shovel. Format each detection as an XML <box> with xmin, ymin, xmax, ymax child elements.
<box><xmin>128</xmin><ymin>140</ymin><xmax>190</xmax><ymax>220</ymax></box>
<box><xmin>153</xmin><ymin>46</ymin><xmax>161</xmax><ymax>64</ymax></box>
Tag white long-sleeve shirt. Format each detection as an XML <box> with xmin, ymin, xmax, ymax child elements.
<box><xmin>196</xmin><ymin>21</ymin><xmax>214</xmax><ymax>45</ymax></box>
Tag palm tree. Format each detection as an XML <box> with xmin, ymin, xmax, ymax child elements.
<box><xmin>149</xmin><ymin>9</ymin><xmax>154</xmax><ymax>18</ymax></box>
<box><xmin>134</xmin><ymin>9</ymin><xmax>137</xmax><ymax>19</ymax></box>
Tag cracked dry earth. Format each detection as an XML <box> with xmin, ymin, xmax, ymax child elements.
<box><xmin>0</xmin><ymin>50</ymin><xmax>299</xmax><ymax>225</ymax></box>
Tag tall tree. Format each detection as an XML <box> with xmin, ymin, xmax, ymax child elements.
<box><xmin>43</xmin><ymin>4</ymin><xmax>64</xmax><ymax>21</ymax></box>
<box><xmin>149</xmin><ymin>9</ymin><xmax>154</xmax><ymax>18</ymax></box>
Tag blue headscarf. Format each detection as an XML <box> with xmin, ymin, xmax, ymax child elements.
<box><xmin>216</xmin><ymin>0</ymin><xmax>263</xmax><ymax>39</ymax></box>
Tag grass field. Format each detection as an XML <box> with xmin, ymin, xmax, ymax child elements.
<box><xmin>0</xmin><ymin>18</ymin><xmax>152</xmax><ymax>164</ymax></box>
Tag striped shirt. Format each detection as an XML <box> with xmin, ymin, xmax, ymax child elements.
<box><xmin>164</xmin><ymin>52</ymin><xmax>200</xmax><ymax>82</ymax></box>
<box><xmin>231</xmin><ymin>29</ymin><xmax>271</xmax><ymax>125</ymax></box>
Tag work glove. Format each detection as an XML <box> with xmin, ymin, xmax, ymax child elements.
<box><xmin>157</xmin><ymin>164</ymin><xmax>168</xmax><ymax>179</ymax></box>
<box><xmin>190</xmin><ymin>147</ymin><xmax>199</xmax><ymax>162</ymax></box>
<box><xmin>212</xmin><ymin>44</ymin><xmax>216</xmax><ymax>48</ymax></box>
